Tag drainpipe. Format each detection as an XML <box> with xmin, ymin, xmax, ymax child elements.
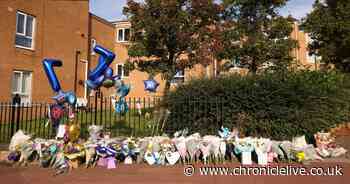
<box><xmin>87</xmin><ymin>13</ymin><xmax>92</xmax><ymax>105</ymax></box>
<box><xmin>74</xmin><ymin>50</ymin><xmax>81</xmax><ymax>94</ymax></box>
<box><xmin>295</xmin><ymin>22</ymin><xmax>299</xmax><ymax>62</ymax></box>
<box><xmin>214</xmin><ymin>58</ymin><xmax>217</xmax><ymax>78</ymax></box>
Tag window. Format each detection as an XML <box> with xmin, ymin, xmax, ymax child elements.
<box><xmin>206</xmin><ymin>65</ymin><xmax>211</xmax><ymax>77</ymax></box>
<box><xmin>116</xmin><ymin>64</ymin><xmax>129</xmax><ymax>78</ymax></box>
<box><xmin>15</xmin><ymin>11</ymin><xmax>35</xmax><ymax>49</ymax></box>
<box><xmin>12</xmin><ymin>71</ymin><xmax>32</xmax><ymax>104</ymax></box>
<box><xmin>305</xmin><ymin>34</ymin><xmax>322</xmax><ymax>63</ymax></box>
<box><xmin>171</xmin><ymin>69</ymin><xmax>185</xmax><ymax>84</ymax></box>
<box><xmin>117</xmin><ymin>28</ymin><xmax>130</xmax><ymax>42</ymax></box>
<box><xmin>91</xmin><ymin>39</ymin><xmax>97</xmax><ymax>55</ymax></box>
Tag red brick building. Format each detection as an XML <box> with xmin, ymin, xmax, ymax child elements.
<box><xmin>0</xmin><ymin>0</ymin><xmax>115</xmax><ymax>104</ymax></box>
<box><xmin>0</xmin><ymin>0</ymin><xmax>319</xmax><ymax>103</ymax></box>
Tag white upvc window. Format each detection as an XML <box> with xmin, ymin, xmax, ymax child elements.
<box><xmin>305</xmin><ymin>34</ymin><xmax>322</xmax><ymax>64</ymax></box>
<box><xmin>91</xmin><ymin>38</ymin><xmax>97</xmax><ymax>55</ymax></box>
<box><xmin>116</xmin><ymin>64</ymin><xmax>129</xmax><ymax>78</ymax></box>
<box><xmin>117</xmin><ymin>28</ymin><xmax>130</xmax><ymax>42</ymax></box>
<box><xmin>12</xmin><ymin>71</ymin><xmax>32</xmax><ymax>104</ymax></box>
<box><xmin>15</xmin><ymin>11</ymin><xmax>35</xmax><ymax>50</ymax></box>
<box><xmin>171</xmin><ymin>69</ymin><xmax>185</xmax><ymax>84</ymax></box>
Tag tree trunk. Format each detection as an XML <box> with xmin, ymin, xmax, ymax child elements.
<box><xmin>163</xmin><ymin>78</ymin><xmax>172</xmax><ymax>98</ymax></box>
<box><xmin>155</xmin><ymin>53</ymin><xmax>175</xmax><ymax>135</ymax></box>
<box><xmin>154</xmin><ymin>77</ymin><xmax>172</xmax><ymax>135</ymax></box>
<box><xmin>250</xmin><ymin>60</ymin><xmax>258</xmax><ymax>74</ymax></box>
<box><xmin>157</xmin><ymin>79</ymin><xmax>170</xmax><ymax>133</ymax></box>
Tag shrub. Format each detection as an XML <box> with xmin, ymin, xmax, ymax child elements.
<box><xmin>164</xmin><ymin>70</ymin><xmax>350</xmax><ymax>140</ymax></box>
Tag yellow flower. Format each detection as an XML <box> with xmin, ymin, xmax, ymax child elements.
<box><xmin>296</xmin><ymin>151</ymin><xmax>305</xmax><ymax>162</ymax></box>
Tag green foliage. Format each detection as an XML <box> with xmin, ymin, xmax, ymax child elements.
<box><xmin>124</xmin><ymin>0</ymin><xmax>223</xmax><ymax>89</ymax></box>
<box><xmin>219</xmin><ymin>0</ymin><xmax>298</xmax><ymax>73</ymax></box>
<box><xmin>301</xmin><ymin>0</ymin><xmax>350</xmax><ymax>72</ymax></box>
<box><xmin>164</xmin><ymin>71</ymin><xmax>350</xmax><ymax>140</ymax></box>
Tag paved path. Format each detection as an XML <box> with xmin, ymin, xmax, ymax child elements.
<box><xmin>0</xmin><ymin>162</ymin><xmax>348</xmax><ymax>184</ymax></box>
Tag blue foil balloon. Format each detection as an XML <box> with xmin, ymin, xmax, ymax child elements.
<box><xmin>117</xmin><ymin>83</ymin><xmax>130</xmax><ymax>98</ymax></box>
<box><xmin>86</xmin><ymin>75</ymin><xmax>105</xmax><ymax>90</ymax></box>
<box><xmin>43</xmin><ymin>59</ymin><xmax>77</xmax><ymax>106</ymax></box>
<box><xmin>43</xmin><ymin>59</ymin><xmax>62</xmax><ymax>92</ymax></box>
<box><xmin>105</xmin><ymin>67</ymin><xmax>113</xmax><ymax>78</ymax></box>
<box><xmin>115</xmin><ymin>98</ymin><xmax>129</xmax><ymax>114</ymax></box>
<box><xmin>52</xmin><ymin>91</ymin><xmax>76</xmax><ymax>106</ymax></box>
<box><xmin>65</xmin><ymin>91</ymin><xmax>77</xmax><ymax>106</ymax></box>
<box><xmin>101</xmin><ymin>67</ymin><xmax>121</xmax><ymax>88</ymax></box>
<box><xmin>88</xmin><ymin>45</ymin><xmax>115</xmax><ymax>81</ymax></box>
<box><xmin>86</xmin><ymin>45</ymin><xmax>116</xmax><ymax>90</ymax></box>
<box><xmin>218</xmin><ymin>126</ymin><xmax>230</xmax><ymax>139</ymax></box>
<box><xmin>144</xmin><ymin>79</ymin><xmax>159</xmax><ymax>92</ymax></box>
<box><xmin>96</xmin><ymin>145</ymin><xmax>117</xmax><ymax>157</ymax></box>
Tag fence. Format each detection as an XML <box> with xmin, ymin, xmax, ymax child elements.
<box><xmin>0</xmin><ymin>96</ymin><xmax>163</xmax><ymax>143</ymax></box>
<box><xmin>0</xmin><ymin>96</ymin><xmax>230</xmax><ymax>143</ymax></box>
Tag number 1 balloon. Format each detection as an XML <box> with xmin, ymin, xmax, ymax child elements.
<box><xmin>42</xmin><ymin>59</ymin><xmax>77</xmax><ymax>106</ymax></box>
<box><xmin>86</xmin><ymin>45</ymin><xmax>120</xmax><ymax>90</ymax></box>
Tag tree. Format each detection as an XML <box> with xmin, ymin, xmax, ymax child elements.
<box><xmin>123</xmin><ymin>0</ymin><xmax>222</xmax><ymax>96</ymax></box>
<box><xmin>301</xmin><ymin>0</ymin><xmax>350</xmax><ymax>72</ymax></box>
<box><xmin>218</xmin><ymin>0</ymin><xmax>298</xmax><ymax>74</ymax></box>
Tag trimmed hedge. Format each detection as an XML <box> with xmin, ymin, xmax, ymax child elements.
<box><xmin>164</xmin><ymin>71</ymin><xmax>350</xmax><ymax>140</ymax></box>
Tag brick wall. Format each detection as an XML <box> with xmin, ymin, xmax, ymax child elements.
<box><xmin>0</xmin><ymin>0</ymin><xmax>89</xmax><ymax>102</ymax></box>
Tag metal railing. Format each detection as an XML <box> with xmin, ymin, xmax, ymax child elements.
<box><xmin>0</xmin><ymin>96</ymin><xmax>163</xmax><ymax>143</ymax></box>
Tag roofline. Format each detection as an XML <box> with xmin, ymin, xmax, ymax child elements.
<box><xmin>89</xmin><ymin>13</ymin><xmax>115</xmax><ymax>28</ymax></box>
<box><xmin>111</xmin><ymin>20</ymin><xmax>130</xmax><ymax>24</ymax></box>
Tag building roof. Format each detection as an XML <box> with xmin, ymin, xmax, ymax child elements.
<box><xmin>111</xmin><ymin>20</ymin><xmax>130</xmax><ymax>24</ymax></box>
<box><xmin>89</xmin><ymin>13</ymin><xmax>115</xmax><ymax>28</ymax></box>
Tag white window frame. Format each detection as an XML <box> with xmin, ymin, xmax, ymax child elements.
<box><xmin>206</xmin><ymin>65</ymin><xmax>211</xmax><ymax>77</ymax></box>
<box><xmin>116</xmin><ymin>64</ymin><xmax>129</xmax><ymax>78</ymax></box>
<box><xmin>91</xmin><ymin>38</ymin><xmax>97</xmax><ymax>55</ymax></box>
<box><xmin>172</xmin><ymin>69</ymin><xmax>185</xmax><ymax>84</ymax></box>
<box><xmin>117</xmin><ymin>28</ymin><xmax>130</xmax><ymax>43</ymax></box>
<box><xmin>12</xmin><ymin>70</ymin><xmax>32</xmax><ymax>97</ymax></box>
<box><xmin>15</xmin><ymin>11</ymin><xmax>35</xmax><ymax>50</ymax></box>
<box><xmin>305</xmin><ymin>34</ymin><xmax>322</xmax><ymax>64</ymax></box>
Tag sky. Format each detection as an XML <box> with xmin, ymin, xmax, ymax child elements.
<box><xmin>90</xmin><ymin>0</ymin><xmax>315</xmax><ymax>22</ymax></box>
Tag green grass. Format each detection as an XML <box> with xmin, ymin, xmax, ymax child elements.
<box><xmin>0</xmin><ymin>109</ymin><xmax>161</xmax><ymax>143</ymax></box>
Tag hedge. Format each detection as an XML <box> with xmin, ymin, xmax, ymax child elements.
<box><xmin>164</xmin><ymin>71</ymin><xmax>350</xmax><ymax>140</ymax></box>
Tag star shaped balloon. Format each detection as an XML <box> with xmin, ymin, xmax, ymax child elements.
<box><xmin>144</xmin><ymin>79</ymin><xmax>159</xmax><ymax>92</ymax></box>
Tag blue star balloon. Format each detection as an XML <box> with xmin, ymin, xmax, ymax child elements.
<box><xmin>144</xmin><ymin>79</ymin><xmax>159</xmax><ymax>92</ymax></box>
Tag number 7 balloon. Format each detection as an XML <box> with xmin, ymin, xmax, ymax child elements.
<box><xmin>86</xmin><ymin>45</ymin><xmax>117</xmax><ymax>90</ymax></box>
<box><xmin>43</xmin><ymin>59</ymin><xmax>62</xmax><ymax>93</ymax></box>
<box><xmin>42</xmin><ymin>59</ymin><xmax>77</xmax><ymax>106</ymax></box>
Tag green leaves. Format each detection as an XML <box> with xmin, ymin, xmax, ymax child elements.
<box><xmin>165</xmin><ymin>71</ymin><xmax>350</xmax><ymax>140</ymax></box>
<box><xmin>218</xmin><ymin>0</ymin><xmax>297</xmax><ymax>73</ymax></box>
<box><xmin>124</xmin><ymin>0</ymin><xmax>223</xmax><ymax>83</ymax></box>
<box><xmin>301</xmin><ymin>0</ymin><xmax>350</xmax><ymax>72</ymax></box>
